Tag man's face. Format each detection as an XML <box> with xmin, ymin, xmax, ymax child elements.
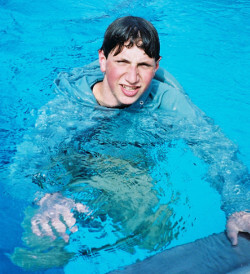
<box><xmin>98</xmin><ymin>44</ymin><xmax>160</xmax><ymax>107</ymax></box>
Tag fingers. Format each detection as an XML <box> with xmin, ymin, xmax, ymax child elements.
<box><xmin>51</xmin><ymin>218</ymin><xmax>69</xmax><ymax>242</ymax></box>
<box><xmin>31</xmin><ymin>214</ymin><xmax>56</xmax><ymax>240</ymax></box>
<box><xmin>226</xmin><ymin>211</ymin><xmax>250</xmax><ymax>246</ymax></box>
<box><xmin>31</xmin><ymin>193</ymin><xmax>92</xmax><ymax>242</ymax></box>
<box><xmin>60</xmin><ymin>206</ymin><xmax>78</xmax><ymax>234</ymax></box>
<box><xmin>226</xmin><ymin>229</ymin><xmax>238</xmax><ymax>246</ymax></box>
<box><xmin>31</xmin><ymin>216</ymin><xmax>43</xmax><ymax>237</ymax></box>
<box><xmin>63</xmin><ymin>212</ymin><xmax>76</xmax><ymax>228</ymax></box>
<box><xmin>31</xmin><ymin>207</ymin><xmax>70</xmax><ymax>241</ymax></box>
<box><xmin>70</xmin><ymin>225</ymin><xmax>78</xmax><ymax>233</ymax></box>
<box><xmin>226</xmin><ymin>213</ymin><xmax>239</xmax><ymax>245</ymax></box>
<box><xmin>51</xmin><ymin>218</ymin><xmax>67</xmax><ymax>234</ymax></box>
<box><xmin>32</xmin><ymin>213</ymin><xmax>74</xmax><ymax>242</ymax></box>
<box><xmin>40</xmin><ymin>221</ymin><xmax>56</xmax><ymax>239</ymax></box>
<box><xmin>75</xmin><ymin>203</ymin><xmax>91</xmax><ymax>214</ymax></box>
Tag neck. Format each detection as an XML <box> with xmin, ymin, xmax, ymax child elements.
<box><xmin>93</xmin><ymin>81</ymin><xmax>105</xmax><ymax>106</ymax></box>
<box><xmin>93</xmin><ymin>81</ymin><xmax>123</xmax><ymax>108</ymax></box>
<box><xmin>93</xmin><ymin>81</ymin><xmax>127</xmax><ymax>108</ymax></box>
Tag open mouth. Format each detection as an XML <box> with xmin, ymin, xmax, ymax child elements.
<box><xmin>121</xmin><ymin>84</ymin><xmax>140</xmax><ymax>97</ymax></box>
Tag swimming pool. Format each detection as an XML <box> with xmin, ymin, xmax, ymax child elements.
<box><xmin>1</xmin><ymin>0</ymin><xmax>249</xmax><ymax>273</ymax></box>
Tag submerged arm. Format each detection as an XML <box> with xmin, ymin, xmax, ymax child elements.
<box><xmin>183</xmin><ymin>116</ymin><xmax>249</xmax><ymax>216</ymax></box>
<box><xmin>158</xmin><ymin>82</ymin><xmax>249</xmax><ymax>244</ymax></box>
<box><xmin>184</xmin><ymin>116</ymin><xmax>250</xmax><ymax>245</ymax></box>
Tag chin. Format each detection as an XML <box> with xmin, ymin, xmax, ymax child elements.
<box><xmin>119</xmin><ymin>98</ymin><xmax>137</xmax><ymax>106</ymax></box>
<box><xmin>119</xmin><ymin>94</ymin><xmax>141</xmax><ymax>106</ymax></box>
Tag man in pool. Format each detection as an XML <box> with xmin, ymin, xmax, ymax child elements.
<box><xmin>58</xmin><ymin>16</ymin><xmax>250</xmax><ymax>245</ymax></box>
<box><xmin>13</xmin><ymin>16</ymin><xmax>250</xmax><ymax>260</ymax></box>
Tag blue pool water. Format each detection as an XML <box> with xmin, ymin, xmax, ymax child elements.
<box><xmin>0</xmin><ymin>0</ymin><xmax>249</xmax><ymax>273</ymax></box>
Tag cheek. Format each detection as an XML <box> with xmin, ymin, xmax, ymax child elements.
<box><xmin>106</xmin><ymin>71</ymin><xmax>118</xmax><ymax>90</ymax></box>
<box><xmin>106</xmin><ymin>65</ymin><xmax>122</xmax><ymax>87</ymax></box>
<box><xmin>142</xmin><ymin>71</ymin><xmax>155</xmax><ymax>86</ymax></box>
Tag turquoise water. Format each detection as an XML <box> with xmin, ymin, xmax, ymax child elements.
<box><xmin>0</xmin><ymin>0</ymin><xmax>249</xmax><ymax>273</ymax></box>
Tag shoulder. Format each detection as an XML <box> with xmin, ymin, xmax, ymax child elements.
<box><xmin>154</xmin><ymin>66</ymin><xmax>185</xmax><ymax>92</ymax></box>
<box><xmin>149</xmin><ymin>68</ymin><xmax>203</xmax><ymax>120</ymax></box>
<box><xmin>54</xmin><ymin>60</ymin><xmax>103</xmax><ymax>104</ymax></box>
<box><xmin>55</xmin><ymin>60</ymin><xmax>102</xmax><ymax>89</ymax></box>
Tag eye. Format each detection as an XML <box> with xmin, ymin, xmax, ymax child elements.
<box><xmin>139</xmin><ymin>63</ymin><xmax>153</xmax><ymax>68</ymax></box>
<box><xmin>116</xmin><ymin>60</ymin><xmax>128</xmax><ymax>64</ymax></box>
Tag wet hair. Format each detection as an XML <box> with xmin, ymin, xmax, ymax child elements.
<box><xmin>100</xmin><ymin>16</ymin><xmax>160</xmax><ymax>61</ymax></box>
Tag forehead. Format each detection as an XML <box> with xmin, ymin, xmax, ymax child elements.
<box><xmin>110</xmin><ymin>44</ymin><xmax>154</xmax><ymax>61</ymax></box>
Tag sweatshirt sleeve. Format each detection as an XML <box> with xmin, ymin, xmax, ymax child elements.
<box><xmin>7</xmin><ymin>95</ymin><xmax>78</xmax><ymax>200</ymax></box>
<box><xmin>155</xmin><ymin>72</ymin><xmax>249</xmax><ymax>217</ymax></box>
<box><xmin>184</xmin><ymin>111</ymin><xmax>249</xmax><ymax>216</ymax></box>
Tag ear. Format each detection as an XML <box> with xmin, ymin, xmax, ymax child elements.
<box><xmin>98</xmin><ymin>50</ymin><xmax>107</xmax><ymax>73</ymax></box>
<box><xmin>154</xmin><ymin>57</ymin><xmax>162</xmax><ymax>72</ymax></box>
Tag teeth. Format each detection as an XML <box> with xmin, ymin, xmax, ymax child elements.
<box><xmin>122</xmin><ymin>85</ymin><xmax>138</xmax><ymax>91</ymax></box>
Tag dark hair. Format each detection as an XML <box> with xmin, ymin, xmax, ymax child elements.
<box><xmin>100</xmin><ymin>16</ymin><xmax>160</xmax><ymax>61</ymax></box>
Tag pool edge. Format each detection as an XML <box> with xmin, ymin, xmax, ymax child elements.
<box><xmin>111</xmin><ymin>232</ymin><xmax>250</xmax><ymax>274</ymax></box>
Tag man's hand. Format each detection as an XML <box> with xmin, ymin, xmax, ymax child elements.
<box><xmin>226</xmin><ymin>211</ymin><xmax>250</xmax><ymax>245</ymax></box>
<box><xmin>31</xmin><ymin>193</ymin><xmax>91</xmax><ymax>242</ymax></box>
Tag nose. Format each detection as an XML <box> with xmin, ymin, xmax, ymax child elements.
<box><xmin>125</xmin><ymin>65</ymin><xmax>139</xmax><ymax>84</ymax></box>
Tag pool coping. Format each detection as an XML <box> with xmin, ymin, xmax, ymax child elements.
<box><xmin>111</xmin><ymin>232</ymin><xmax>250</xmax><ymax>274</ymax></box>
